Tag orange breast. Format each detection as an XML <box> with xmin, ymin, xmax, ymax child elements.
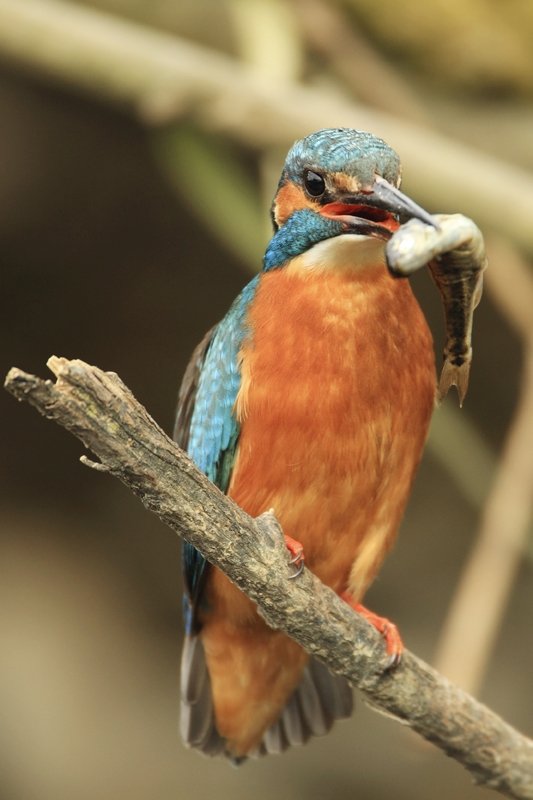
<box><xmin>226</xmin><ymin>260</ymin><xmax>435</xmax><ymax>595</ymax></box>
<box><xmin>200</xmin><ymin>256</ymin><xmax>436</xmax><ymax>755</ymax></box>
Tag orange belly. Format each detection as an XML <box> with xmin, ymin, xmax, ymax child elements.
<box><xmin>200</xmin><ymin>258</ymin><xmax>435</xmax><ymax>755</ymax></box>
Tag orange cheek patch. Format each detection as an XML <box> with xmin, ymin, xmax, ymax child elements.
<box><xmin>273</xmin><ymin>182</ymin><xmax>315</xmax><ymax>227</ymax></box>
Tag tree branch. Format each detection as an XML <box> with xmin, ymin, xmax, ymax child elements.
<box><xmin>4</xmin><ymin>357</ymin><xmax>533</xmax><ymax>800</ymax></box>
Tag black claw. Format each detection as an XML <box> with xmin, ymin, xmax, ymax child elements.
<box><xmin>384</xmin><ymin>652</ymin><xmax>402</xmax><ymax>671</ymax></box>
<box><xmin>288</xmin><ymin>560</ymin><xmax>305</xmax><ymax>579</ymax></box>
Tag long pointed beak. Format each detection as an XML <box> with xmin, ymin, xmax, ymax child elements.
<box><xmin>367</xmin><ymin>176</ymin><xmax>437</xmax><ymax>228</ymax></box>
<box><xmin>319</xmin><ymin>175</ymin><xmax>437</xmax><ymax>241</ymax></box>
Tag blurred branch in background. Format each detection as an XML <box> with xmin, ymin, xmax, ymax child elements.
<box><xmin>341</xmin><ymin>0</ymin><xmax>533</xmax><ymax>97</ymax></box>
<box><xmin>228</xmin><ymin>0</ymin><xmax>303</xmax><ymax>82</ymax></box>
<box><xmin>228</xmin><ymin>0</ymin><xmax>305</xmax><ymax>243</ymax></box>
<box><xmin>1</xmin><ymin>0</ymin><xmax>533</xmax><ymax>248</ymax></box>
<box><xmin>4</xmin><ymin>357</ymin><xmax>533</xmax><ymax>800</ymax></box>
<box><xmin>434</xmin><ymin>241</ymin><xmax>533</xmax><ymax>694</ymax></box>
<box><xmin>154</xmin><ymin>127</ymin><xmax>265</xmax><ymax>267</ymax></box>
<box><xmin>428</xmin><ymin>404</ymin><xmax>495</xmax><ymax>511</ymax></box>
<box><xmin>292</xmin><ymin>0</ymin><xmax>429</xmax><ymax>123</ymax></box>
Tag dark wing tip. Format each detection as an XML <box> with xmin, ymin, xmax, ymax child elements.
<box><xmin>173</xmin><ymin>326</ymin><xmax>216</xmax><ymax>450</ymax></box>
<box><xmin>180</xmin><ymin>635</ymin><xmax>226</xmax><ymax>756</ymax></box>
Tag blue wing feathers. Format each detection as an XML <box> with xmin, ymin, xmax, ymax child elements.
<box><xmin>187</xmin><ymin>275</ymin><xmax>258</xmax><ymax>483</ymax></box>
<box><xmin>179</xmin><ymin>276</ymin><xmax>259</xmax><ymax>633</ymax></box>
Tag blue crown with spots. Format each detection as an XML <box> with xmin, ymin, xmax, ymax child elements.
<box><xmin>281</xmin><ymin>128</ymin><xmax>401</xmax><ymax>188</ymax></box>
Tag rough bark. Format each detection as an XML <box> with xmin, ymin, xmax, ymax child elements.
<box><xmin>5</xmin><ymin>356</ymin><xmax>533</xmax><ymax>799</ymax></box>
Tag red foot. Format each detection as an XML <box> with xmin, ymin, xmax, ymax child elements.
<box><xmin>341</xmin><ymin>591</ymin><xmax>403</xmax><ymax>668</ymax></box>
<box><xmin>284</xmin><ymin>534</ymin><xmax>305</xmax><ymax>579</ymax></box>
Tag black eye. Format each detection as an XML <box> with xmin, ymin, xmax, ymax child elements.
<box><xmin>303</xmin><ymin>169</ymin><xmax>326</xmax><ymax>197</ymax></box>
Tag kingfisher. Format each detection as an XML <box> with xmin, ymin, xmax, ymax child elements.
<box><xmin>174</xmin><ymin>128</ymin><xmax>436</xmax><ymax>761</ymax></box>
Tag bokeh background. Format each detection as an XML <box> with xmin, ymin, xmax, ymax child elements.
<box><xmin>1</xmin><ymin>1</ymin><xmax>533</xmax><ymax>799</ymax></box>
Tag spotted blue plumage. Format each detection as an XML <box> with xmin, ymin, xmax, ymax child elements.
<box><xmin>264</xmin><ymin>129</ymin><xmax>401</xmax><ymax>272</ymax></box>
<box><xmin>182</xmin><ymin>275</ymin><xmax>259</xmax><ymax>634</ymax></box>
<box><xmin>282</xmin><ymin>128</ymin><xmax>400</xmax><ymax>188</ymax></box>
<box><xmin>263</xmin><ymin>209</ymin><xmax>343</xmax><ymax>272</ymax></box>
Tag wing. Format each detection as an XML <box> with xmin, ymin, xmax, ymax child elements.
<box><xmin>175</xmin><ymin>276</ymin><xmax>259</xmax><ymax>634</ymax></box>
<box><xmin>174</xmin><ymin>327</ymin><xmax>217</xmax><ymax>635</ymax></box>
<box><xmin>173</xmin><ymin>327</ymin><xmax>216</xmax><ymax>451</ymax></box>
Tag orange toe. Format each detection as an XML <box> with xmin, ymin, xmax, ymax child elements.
<box><xmin>284</xmin><ymin>534</ymin><xmax>305</xmax><ymax>578</ymax></box>
<box><xmin>341</xmin><ymin>592</ymin><xmax>403</xmax><ymax>668</ymax></box>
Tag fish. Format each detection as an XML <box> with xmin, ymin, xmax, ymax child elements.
<box><xmin>386</xmin><ymin>214</ymin><xmax>487</xmax><ymax>405</ymax></box>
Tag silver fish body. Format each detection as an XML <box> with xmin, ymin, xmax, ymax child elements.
<box><xmin>386</xmin><ymin>214</ymin><xmax>487</xmax><ymax>405</ymax></box>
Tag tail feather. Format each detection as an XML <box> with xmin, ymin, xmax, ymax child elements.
<box><xmin>180</xmin><ymin>634</ymin><xmax>353</xmax><ymax>761</ymax></box>
<box><xmin>180</xmin><ymin>630</ymin><xmax>208</xmax><ymax>704</ymax></box>
<box><xmin>260</xmin><ymin>658</ymin><xmax>353</xmax><ymax>755</ymax></box>
<box><xmin>280</xmin><ymin>693</ymin><xmax>309</xmax><ymax>747</ymax></box>
<box><xmin>307</xmin><ymin>657</ymin><xmax>354</xmax><ymax>722</ymax></box>
<box><xmin>180</xmin><ymin>635</ymin><xmax>225</xmax><ymax>754</ymax></box>
<box><xmin>295</xmin><ymin>664</ymin><xmax>329</xmax><ymax>735</ymax></box>
<box><xmin>263</xmin><ymin>718</ymin><xmax>289</xmax><ymax>755</ymax></box>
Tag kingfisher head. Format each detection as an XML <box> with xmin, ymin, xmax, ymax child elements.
<box><xmin>264</xmin><ymin>128</ymin><xmax>433</xmax><ymax>272</ymax></box>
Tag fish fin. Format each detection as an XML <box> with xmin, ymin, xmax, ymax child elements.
<box><xmin>438</xmin><ymin>359</ymin><xmax>470</xmax><ymax>406</ymax></box>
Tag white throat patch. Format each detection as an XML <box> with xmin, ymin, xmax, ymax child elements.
<box><xmin>299</xmin><ymin>234</ymin><xmax>386</xmax><ymax>274</ymax></box>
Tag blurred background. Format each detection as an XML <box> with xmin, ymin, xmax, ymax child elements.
<box><xmin>1</xmin><ymin>1</ymin><xmax>532</xmax><ymax>798</ymax></box>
